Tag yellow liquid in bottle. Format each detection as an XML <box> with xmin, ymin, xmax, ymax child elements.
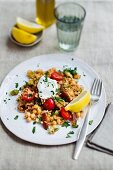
<box><xmin>36</xmin><ymin>0</ymin><xmax>55</xmax><ymax>27</ymax></box>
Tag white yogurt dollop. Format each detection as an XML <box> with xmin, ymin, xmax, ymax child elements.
<box><xmin>37</xmin><ymin>75</ymin><xmax>58</xmax><ymax>99</ymax></box>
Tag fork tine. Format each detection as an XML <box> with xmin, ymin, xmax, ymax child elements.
<box><xmin>95</xmin><ymin>79</ymin><xmax>101</xmax><ymax>96</ymax></box>
<box><xmin>91</xmin><ymin>78</ymin><xmax>97</xmax><ymax>94</ymax></box>
<box><xmin>98</xmin><ymin>81</ymin><xmax>102</xmax><ymax>96</ymax></box>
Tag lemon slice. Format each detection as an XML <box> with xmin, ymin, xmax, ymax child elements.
<box><xmin>12</xmin><ymin>27</ymin><xmax>37</xmax><ymax>44</ymax></box>
<box><xmin>65</xmin><ymin>90</ymin><xmax>91</xmax><ymax>112</ymax></box>
<box><xmin>16</xmin><ymin>17</ymin><xmax>44</xmax><ymax>33</ymax></box>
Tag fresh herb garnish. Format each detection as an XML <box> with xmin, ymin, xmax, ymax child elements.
<box><xmin>89</xmin><ymin>120</ymin><xmax>93</xmax><ymax>125</ymax></box>
<box><xmin>56</xmin><ymin>88</ymin><xmax>60</xmax><ymax>93</ymax></box>
<box><xmin>14</xmin><ymin>115</ymin><xmax>19</xmax><ymax>120</ymax></box>
<box><xmin>66</xmin><ymin>131</ymin><xmax>74</xmax><ymax>138</ymax></box>
<box><xmin>15</xmin><ymin>83</ymin><xmax>19</xmax><ymax>88</ymax></box>
<box><xmin>32</xmin><ymin>126</ymin><xmax>36</xmax><ymax>134</ymax></box>
<box><xmin>28</xmin><ymin>93</ymin><xmax>33</xmax><ymax>97</ymax></box>
<box><xmin>83</xmin><ymin>72</ymin><xmax>86</xmax><ymax>77</ymax></box>
<box><xmin>66</xmin><ymin>134</ymin><xmax>71</xmax><ymax>138</ymax></box>
<box><xmin>62</xmin><ymin>121</ymin><xmax>70</xmax><ymax>128</ymax></box>
<box><xmin>68</xmin><ymin>131</ymin><xmax>74</xmax><ymax>135</ymax></box>
<box><xmin>45</xmin><ymin>71</ymin><xmax>48</xmax><ymax>82</ymax></box>
<box><xmin>51</xmin><ymin>90</ymin><xmax>55</xmax><ymax>95</ymax></box>
<box><xmin>53</xmin><ymin>97</ymin><xmax>64</xmax><ymax>103</ymax></box>
<box><xmin>63</xmin><ymin>67</ymin><xmax>77</xmax><ymax>76</ymax></box>
<box><xmin>33</xmin><ymin>121</ymin><xmax>36</xmax><ymax>125</ymax></box>
<box><xmin>51</xmin><ymin>110</ymin><xmax>59</xmax><ymax>116</ymax></box>
<box><xmin>51</xmin><ymin>84</ymin><xmax>54</xmax><ymax>88</ymax></box>
<box><xmin>72</xmin><ymin>124</ymin><xmax>79</xmax><ymax>128</ymax></box>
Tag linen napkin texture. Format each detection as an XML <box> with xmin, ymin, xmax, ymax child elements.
<box><xmin>87</xmin><ymin>103</ymin><xmax>113</xmax><ymax>155</ymax></box>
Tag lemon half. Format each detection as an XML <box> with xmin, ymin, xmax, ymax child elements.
<box><xmin>12</xmin><ymin>27</ymin><xmax>37</xmax><ymax>44</ymax></box>
<box><xmin>16</xmin><ymin>17</ymin><xmax>44</xmax><ymax>33</ymax></box>
<box><xmin>65</xmin><ymin>90</ymin><xmax>91</xmax><ymax>112</ymax></box>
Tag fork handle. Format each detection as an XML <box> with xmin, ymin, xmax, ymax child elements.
<box><xmin>73</xmin><ymin>105</ymin><xmax>91</xmax><ymax>160</ymax></box>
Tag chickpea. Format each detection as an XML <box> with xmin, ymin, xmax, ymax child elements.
<box><xmin>52</xmin><ymin>121</ymin><xmax>57</xmax><ymax>125</ymax></box>
<box><xmin>76</xmin><ymin>112</ymin><xmax>81</xmax><ymax>118</ymax></box>
<box><xmin>25</xmin><ymin>112</ymin><xmax>31</xmax><ymax>118</ymax></box>
<box><xmin>50</xmin><ymin>117</ymin><xmax>53</xmax><ymax>121</ymax></box>
<box><xmin>74</xmin><ymin>74</ymin><xmax>81</xmax><ymax>79</ymax></box>
<box><xmin>30</xmin><ymin>114</ymin><xmax>36</xmax><ymax>119</ymax></box>
<box><xmin>27</xmin><ymin>70</ymin><xmax>34</xmax><ymax>78</ymax></box>
<box><xmin>57</xmin><ymin>118</ymin><xmax>61</xmax><ymax>125</ymax></box>
<box><xmin>32</xmin><ymin>109</ymin><xmax>37</xmax><ymax>114</ymax></box>
<box><xmin>26</xmin><ymin>117</ymin><xmax>32</xmax><ymax>122</ymax></box>
<box><xmin>53</xmin><ymin>115</ymin><xmax>57</xmax><ymax>119</ymax></box>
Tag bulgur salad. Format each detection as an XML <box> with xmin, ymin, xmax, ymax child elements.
<box><xmin>10</xmin><ymin>67</ymin><xmax>84</xmax><ymax>134</ymax></box>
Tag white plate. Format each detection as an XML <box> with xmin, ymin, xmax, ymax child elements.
<box><xmin>0</xmin><ymin>54</ymin><xmax>106</xmax><ymax>145</ymax></box>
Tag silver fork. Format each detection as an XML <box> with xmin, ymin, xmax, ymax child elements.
<box><xmin>73</xmin><ymin>78</ymin><xmax>102</xmax><ymax>160</ymax></box>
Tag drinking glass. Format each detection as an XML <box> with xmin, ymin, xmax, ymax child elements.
<box><xmin>55</xmin><ymin>2</ymin><xmax>86</xmax><ymax>51</ymax></box>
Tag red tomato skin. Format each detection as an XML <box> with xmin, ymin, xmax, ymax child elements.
<box><xmin>21</xmin><ymin>88</ymin><xmax>35</xmax><ymax>102</ymax></box>
<box><xmin>51</xmin><ymin>72</ymin><xmax>64</xmax><ymax>81</ymax></box>
<box><xmin>22</xmin><ymin>95</ymin><xmax>35</xmax><ymax>102</ymax></box>
<box><xmin>43</xmin><ymin>98</ymin><xmax>55</xmax><ymax>110</ymax></box>
<box><xmin>60</xmin><ymin>108</ymin><xmax>71</xmax><ymax>120</ymax></box>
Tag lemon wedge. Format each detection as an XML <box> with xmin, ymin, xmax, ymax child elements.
<box><xmin>65</xmin><ymin>90</ymin><xmax>91</xmax><ymax>112</ymax></box>
<box><xmin>16</xmin><ymin>17</ymin><xmax>44</xmax><ymax>33</ymax></box>
<box><xmin>12</xmin><ymin>27</ymin><xmax>37</xmax><ymax>44</ymax></box>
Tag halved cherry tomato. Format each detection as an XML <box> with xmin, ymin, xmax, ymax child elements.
<box><xmin>51</xmin><ymin>71</ymin><xmax>64</xmax><ymax>81</ymax></box>
<box><xmin>21</xmin><ymin>88</ymin><xmax>35</xmax><ymax>102</ymax></box>
<box><xmin>60</xmin><ymin>108</ymin><xmax>71</xmax><ymax>120</ymax></box>
<box><xmin>43</xmin><ymin>98</ymin><xmax>55</xmax><ymax>110</ymax></box>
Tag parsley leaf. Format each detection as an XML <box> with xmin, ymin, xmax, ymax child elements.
<box><xmin>89</xmin><ymin>120</ymin><xmax>93</xmax><ymax>125</ymax></box>
<box><xmin>68</xmin><ymin>131</ymin><xmax>74</xmax><ymax>135</ymax></box>
<box><xmin>66</xmin><ymin>134</ymin><xmax>71</xmax><ymax>138</ymax></box>
<box><xmin>63</xmin><ymin>67</ymin><xmax>77</xmax><ymax>75</ymax></box>
<box><xmin>66</xmin><ymin>131</ymin><xmax>74</xmax><ymax>138</ymax></box>
<box><xmin>14</xmin><ymin>115</ymin><xmax>19</xmax><ymax>120</ymax></box>
<box><xmin>53</xmin><ymin>97</ymin><xmax>64</xmax><ymax>103</ymax></box>
<box><xmin>62</xmin><ymin>121</ymin><xmax>70</xmax><ymax>128</ymax></box>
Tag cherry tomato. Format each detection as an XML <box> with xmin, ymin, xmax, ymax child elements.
<box><xmin>43</xmin><ymin>98</ymin><xmax>55</xmax><ymax>110</ymax></box>
<box><xmin>51</xmin><ymin>71</ymin><xmax>64</xmax><ymax>81</ymax></box>
<box><xmin>60</xmin><ymin>108</ymin><xmax>71</xmax><ymax>120</ymax></box>
<box><xmin>21</xmin><ymin>88</ymin><xmax>35</xmax><ymax>102</ymax></box>
<box><xmin>42</xmin><ymin>113</ymin><xmax>48</xmax><ymax>130</ymax></box>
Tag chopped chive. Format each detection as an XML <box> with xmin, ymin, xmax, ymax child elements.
<box><xmin>89</xmin><ymin>120</ymin><xmax>93</xmax><ymax>125</ymax></box>
<box><xmin>33</xmin><ymin>121</ymin><xmax>36</xmax><ymax>125</ymax></box>
<box><xmin>51</xmin><ymin>90</ymin><xmax>55</xmax><ymax>95</ymax></box>
<box><xmin>32</xmin><ymin>126</ymin><xmax>36</xmax><ymax>134</ymax></box>
<box><xmin>66</xmin><ymin>131</ymin><xmax>74</xmax><ymax>138</ymax></box>
<box><xmin>68</xmin><ymin>131</ymin><xmax>74</xmax><ymax>135</ymax></box>
<box><xmin>66</xmin><ymin>134</ymin><xmax>71</xmax><ymax>138</ymax></box>
<box><xmin>15</xmin><ymin>83</ymin><xmax>19</xmax><ymax>88</ymax></box>
<box><xmin>14</xmin><ymin>115</ymin><xmax>19</xmax><ymax>120</ymax></box>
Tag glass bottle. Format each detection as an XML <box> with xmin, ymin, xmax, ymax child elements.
<box><xmin>36</xmin><ymin>0</ymin><xmax>55</xmax><ymax>27</ymax></box>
